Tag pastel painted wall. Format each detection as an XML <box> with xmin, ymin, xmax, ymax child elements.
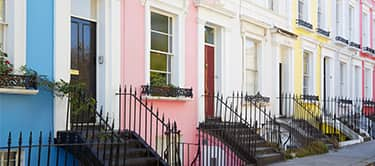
<box><xmin>121</xmin><ymin>0</ymin><xmax>198</xmax><ymax>143</ymax></box>
<box><xmin>291</xmin><ymin>0</ymin><xmax>332</xmax><ymax>96</ymax></box>
<box><xmin>360</xmin><ymin>0</ymin><xmax>375</xmax><ymax>98</ymax></box>
<box><xmin>0</xmin><ymin>0</ymin><xmax>54</xmax><ymax>145</ymax></box>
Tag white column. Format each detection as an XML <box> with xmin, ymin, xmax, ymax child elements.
<box><xmin>54</xmin><ymin>0</ymin><xmax>71</xmax><ymax>134</ymax></box>
<box><xmin>197</xmin><ymin>18</ymin><xmax>206</xmax><ymax>124</ymax></box>
<box><xmin>104</xmin><ymin>0</ymin><xmax>121</xmax><ymax>129</ymax></box>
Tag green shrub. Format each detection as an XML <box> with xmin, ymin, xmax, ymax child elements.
<box><xmin>285</xmin><ymin>141</ymin><xmax>328</xmax><ymax>159</ymax></box>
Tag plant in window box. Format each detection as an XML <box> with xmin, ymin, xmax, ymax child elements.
<box><xmin>148</xmin><ymin>74</ymin><xmax>177</xmax><ymax>97</ymax></box>
<box><xmin>0</xmin><ymin>50</ymin><xmax>13</xmax><ymax>75</ymax></box>
<box><xmin>19</xmin><ymin>65</ymin><xmax>38</xmax><ymax>89</ymax></box>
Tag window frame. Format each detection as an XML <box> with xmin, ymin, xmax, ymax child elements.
<box><xmin>243</xmin><ymin>36</ymin><xmax>261</xmax><ymax>95</ymax></box>
<box><xmin>317</xmin><ymin>0</ymin><xmax>325</xmax><ymax>29</ymax></box>
<box><xmin>267</xmin><ymin>0</ymin><xmax>277</xmax><ymax>12</ymax></box>
<box><xmin>354</xmin><ymin>66</ymin><xmax>361</xmax><ymax>97</ymax></box>
<box><xmin>0</xmin><ymin>0</ymin><xmax>26</xmax><ymax>71</ymax></box>
<box><xmin>364</xmin><ymin>68</ymin><xmax>372</xmax><ymax>98</ymax></box>
<box><xmin>0</xmin><ymin>0</ymin><xmax>7</xmax><ymax>51</ymax></box>
<box><xmin>0</xmin><ymin>150</ymin><xmax>23</xmax><ymax>166</ymax></box>
<box><xmin>348</xmin><ymin>4</ymin><xmax>354</xmax><ymax>41</ymax></box>
<box><xmin>363</xmin><ymin>12</ymin><xmax>369</xmax><ymax>47</ymax></box>
<box><xmin>298</xmin><ymin>0</ymin><xmax>305</xmax><ymax>20</ymax></box>
<box><xmin>339</xmin><ymin>62</ymin><xmax>346</xmax><ymax>97</ymax></box>
<box><xmin>150</xmin><ymin>11</ymin><xmax>174</xmax><ymax>86</ymax></box>
<box><xmin>336</xmin><ymin>0</ymin><xmax>343</xmax><ymax>36</ymax></box>
<box><xmin>303</xmin><ymin>50</ymin><xmax>313</xmax><ymax>95</ymax></box>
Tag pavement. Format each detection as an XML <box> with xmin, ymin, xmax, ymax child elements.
<box><xmin>270</xmin><ymin>140</ymin><xmax>375</xmax><ymax>166</ymax></box>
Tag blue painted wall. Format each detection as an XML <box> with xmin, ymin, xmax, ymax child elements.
<box><xmin>0</xmin><ymin>0</ymin><xmax>54</xmax><ymax>146</ymax></box>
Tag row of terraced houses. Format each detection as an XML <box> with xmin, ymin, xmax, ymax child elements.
<box><xmin>1</xmin><ymin>0</ymin><xmax>375</xmax><ymax>165</ymax></box>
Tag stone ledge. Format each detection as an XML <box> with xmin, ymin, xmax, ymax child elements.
<box><xmin>0</xmin><ymin>88</ymin><xmax>39</xmax><ymax>95</ymax></box>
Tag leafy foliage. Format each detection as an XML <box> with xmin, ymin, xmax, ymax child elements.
<box><xmin>284</xmin><ymin>141</ymin><xmax>328</xmax><ymax>159</ymax></box>
<box><xmin>0</xmin><ymin>50</ymin><xmax>13</xmax><ymax>75</ymax></box>
<box><xmin>20</xmin><ymin>65</ymin><xmax>97</xmax><ymax>113</ymax></box>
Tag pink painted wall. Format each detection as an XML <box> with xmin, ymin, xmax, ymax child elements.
<box><xmin>121</xmin><ymin>0</ymin><xmax>199</xmax><ymax>146</ymax></box>
<box><xmin>359</xmin><ymin>0</ymin><xmax>375</xmax><ymax>98</ymax></box>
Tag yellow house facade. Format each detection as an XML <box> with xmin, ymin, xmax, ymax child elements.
<box><xmin>291</xmin><ymin>0</ymin><xmax>332</xmax><ymax>96</ymax></box>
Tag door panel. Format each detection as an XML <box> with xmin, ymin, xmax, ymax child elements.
<box><xmin>71</xmin><ymin>17</ymin><xmax>97</xmax><ymax>123</ymax></box>
<box><xmin>205</xmin><ymin>45</ymin><xmax>215</xmax><ymax>118</ymax></box>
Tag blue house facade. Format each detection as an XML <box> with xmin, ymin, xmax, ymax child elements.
<box><xmin>0</xmin><ymin>0</ymin><xmax>54</xmax><ymax>141</ymax></box>
<box><xmin>0</xmin><ymin>0</ymin><xmax>121</xmax><ymax>164</ymax></box>
<box><xmin>0</xmin><ymin>0</ymin><xmax>56</xmax><ymax>164</ymax></box>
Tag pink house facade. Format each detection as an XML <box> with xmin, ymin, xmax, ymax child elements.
<box><xmin>121</xmin><ymin>0</ymin><xmax>199</xmax><ymax>144</ymax></box>
<box><xmin>360</xmin><ymin>0</ymin><xmax>375</xmax><ymax>98</ymax></box>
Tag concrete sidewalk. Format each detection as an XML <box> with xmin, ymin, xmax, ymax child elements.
<box><xmin>270</xmin><ymin>141</ymin><xmax>375</xmax><ymax>166</ymax></box>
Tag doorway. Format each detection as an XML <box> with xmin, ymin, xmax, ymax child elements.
<box><xmin>70</xmin><ymin>17</ymin><xmax>97</xmax><ymax>122</ymax></box>
<box><xmin>278</xmin><ymin>47</ymin><xmax>290</xmax><ymax>116</ymax></box>
<box><xmin>204</xmin><ymin>26</ymin><xmax>215</xmax><ymax>119</ymax></box>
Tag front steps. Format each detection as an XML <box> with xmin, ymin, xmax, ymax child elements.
<box><xmin>57</xmin><ymin>126</ymin><xmax>167</xmax><ymax>166</ymax></box>
<box><xmin>277</xmin><ymin>118</ymin><xmax>335</xmax><ymax>150</ymax></box>
<box><xmin>200</xmin><ymin>119</ymin><xmax>284</xmax><ymax>165</ymax></box>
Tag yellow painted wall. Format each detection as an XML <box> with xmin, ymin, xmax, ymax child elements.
<box><xmin>291</xmin><ymin>0</ymin><xmax>332</xmax><ymax>96</ymax></box>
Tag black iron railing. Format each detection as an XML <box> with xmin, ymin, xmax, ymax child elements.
<box><xmin>363</xmin><ymin>47</ymin><xmax>375</xmax><ymax>54</ymax></box>
<box><xmin>0</xmin><ymin>74</ymin><xmax>38</xmax><ymax>90</ymax></box>
<box><xmin>279</xmin><ymin>93</ymin><xmax>328</xmax><ymax>148</ymax></box>
<box><xmin>335</xmin><ymin>36</ymin><xmax>349</xmax><ymax>45</ymax></box>
<box><xmin>193</xmin><ymin>127</ymin><xmax>254</xmax><ymax>166</ymax></box>
<box><xmin>362</xmin><ymin>99</ymin><xmax>375</xmax><ymax>138</ymax></box>
<box><xmin>316</xmin><ymin>28</ymin><xmax>330</xmax><ymax>37</ymax></box>
<box><xmin>117</xmin><ymin>86</ymin><xmax>181</xmax><ymax>165</ymax></box>
<box><xmin>202</xmin><ymin>93</ymin><xmax>260</xmax><ymax>164</ymax></box>
<box><xmin>141</xmin><ymin>85</ymin><xmax>193</xmax><ymax>98</ymax></box>
<box><xmin>228</xmin><ymin>92</ymin><xmax>281</xmax><ymax>146</ymax></box>
<box><xmin>296</xmin><ymin>19</ymin><xmax>313</xmax><ymax>30</ymax></box>
<box><xmin>349</xmin><ymin>42</ymin><xmax>361</xmax><ymax>49</ymax></box>
<box><xmin>1</xmin><ymin>131</ymin><xmax>81</xmax><ymax>166</ymax></box>
<box><xmin>322</xmin><ymin>97</ymin><xmax>375</xmax><ymax>139</ymax></box>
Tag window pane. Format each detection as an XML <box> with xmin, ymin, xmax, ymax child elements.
<box><xmin>246</xmin><ymin>39</ymin><xmax>257</xmax><ymax>70</ymax></box>
<box><xmin>150</xmin><ymin>52</ymin><xmax>168</xmax><ymax>72</ymax></box>
<box><xmin>303</xmin><ymin>53</ymin><xmax>309</xmax><ymax>75</ymax></box>
<box><xmin>298</xmin><ymin>0</ymin><xmax>304</xmax><ymax>19</ymax></box>
<box><xmin>205</xmin><ymin>26</ymin><xmax>214</xmax><ymax>44</ymax></box>
<box><xmin>150</xmin><ymin>72</ymin><xmax>169</xmax><ymax>86</ymax></box>
<box><xmin>303</xmin><ymin>51</ymin><xmax>310</xmax><ymax>94</ymax></box>
<box><xmin>0</xmin><ymin>0</ymin><xmax>4</xmax><ymax>22</ymax></box>
<box><xmin>151</xmin><ymin>12</ymin><xmax>169</xmax><ymax>33</ymax></box>
<box><xmin>151</xmin><ymin>32</ymin><xmax>169</xmax><ymax>52</ymax></box>
<box><xmin>246</xmin><ymin>70</ymin><xmax>257</xmax><ymax>94</ymax></box>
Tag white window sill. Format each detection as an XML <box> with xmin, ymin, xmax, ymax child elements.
<box><xmin>144</xmin><ymin>95</ymin><xmax>193</xmax><ymax>102</ymax></box>
<box><xmin>0</xmin><ymin>88</ymin><xmax>39</xmax><ymax>95</ymax></box>
<box><xmin>334</xmin><ymin>41</ymin><xmax>348</xmax><ymax>47</ymax></box>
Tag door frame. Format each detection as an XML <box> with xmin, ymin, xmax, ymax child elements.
<box><xmin>54</xmin><ymin>0</ymin><xmax>121</xmax><ymax>132</ymax></box>
<box><xmin>70</xmin><ymin>16</ymin><xmax>98</xmax><ymax>98</ymax></box>
<box><xmin>204</xmin><ymin>25</ymin><xmax>217</xmax><ymax>119</ymax></box>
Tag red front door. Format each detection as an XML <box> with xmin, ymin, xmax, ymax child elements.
<box><xmin>205</xmin><ymin>45</ymin><xmax>215</xmax><ymax>118</ymax></box>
